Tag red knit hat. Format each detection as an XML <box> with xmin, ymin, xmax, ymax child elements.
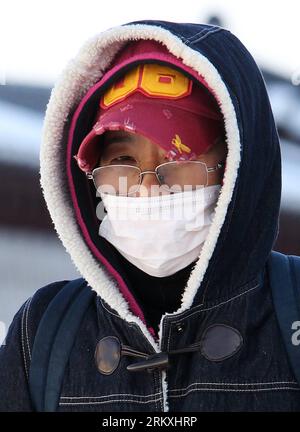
<box><xmin>75</xmin><ymin>40</ymin><xmax>224</xmax><ymax>173</ymax></box>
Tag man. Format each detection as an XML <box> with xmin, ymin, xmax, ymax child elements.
<box><xmin>1</xmin><ymin>20</ymin><xmax>299</xmax><ymax>412</ymax></box>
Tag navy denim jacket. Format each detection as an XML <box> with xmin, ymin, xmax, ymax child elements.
<box><xmin>1</xmin><ymin>19</ymin><xmax>300</xmax><ymax>412</ymax></box>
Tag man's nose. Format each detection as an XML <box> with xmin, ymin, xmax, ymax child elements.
<box><xmin>136</xmin><ymin>171</ymin><xmax>161</xmax><ymax>197</ymax></box>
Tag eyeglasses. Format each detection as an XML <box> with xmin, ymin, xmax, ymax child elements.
<box><xmin>86</xmin><ymin>160</ymin><xmax>225</xmax><ymax>196</ymax></box>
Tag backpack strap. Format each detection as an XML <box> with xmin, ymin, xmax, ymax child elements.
<box><xmin>268</xmin><ymin>250</ymin><xmax>300</xmax><ymax>384</ymax></box>
<box><xmin>29</xmin><ymin>278</ymin><xmax>95</xmax><ymax>412</ymax></box>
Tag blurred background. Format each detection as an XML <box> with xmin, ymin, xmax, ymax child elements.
<box><xmin>0</xmin><ymin>0</ymin><xmax>299</xmax><ymax>343</ymax></box>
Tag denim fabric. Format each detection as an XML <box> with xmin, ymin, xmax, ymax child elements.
<box><xmin>1</xmin><ymin>268</ymin><xmax>300</xmax><ymax>412</ymax></box>
<box><xmin>1</xmin><ymin>20</ymin><xmax>298</xmax><ymax>412</ymax></box>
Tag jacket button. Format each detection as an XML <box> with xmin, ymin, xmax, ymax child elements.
<box><xmin>200</xmin><ymin>324</ymin><xmax>243</xmax><ymax>361</ymax></box>
<box><xmin>175</xmin><ymin>323</ymin><xmax>185</xmax><ymax>333</ymax></box>
<box><xmin>95</xmin><ymin>336</ymin><xmax>121</xmax><ymax>375</ymax></box>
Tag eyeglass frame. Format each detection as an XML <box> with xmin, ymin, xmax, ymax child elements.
<box><xmin>86</xmin><ymin>160</ymin><xmax>225</xmax><ymax>196</ymax></box>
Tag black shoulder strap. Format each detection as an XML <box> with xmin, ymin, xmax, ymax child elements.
<box><xmin>29</xmin><ymin>278</ymin><xmax>95</xmax><ymax>412</ymax></box>
<box><xmin>268</xmin><ymin>250</ymin><xmax>300</xmax><ymax>384</ymax></box>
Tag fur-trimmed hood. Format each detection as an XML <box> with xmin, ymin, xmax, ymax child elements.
<box><xmin>40</xmin><ymin>19</ymin><xmax>281</xmax><ymax>355</ymax></box>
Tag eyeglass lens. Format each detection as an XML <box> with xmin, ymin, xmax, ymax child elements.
<box><xmin>92</xmin><ymin>162</ymin><xmax>208</xmax><ymax>195</ymax></box>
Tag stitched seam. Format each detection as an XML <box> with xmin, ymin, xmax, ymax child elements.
<box><xmin>171</xmin><ymin>284</ymin><xmax>259</xmax><ymax>327</ymax></box>
<box><xmin>154</xmin><ymin>368</ymin><xmax>163</xmax><ymax>411</ymax></box>
<box><xmin>158</xmin><ymin>371</ymin><xmax>163</xmax><ymax>411</ymax></box>
<box><xmin>153</xmin><ymin>368</ymin><xmax>159</xmax><ymax>411</ymax></box>
<box><xmin>60</xmin><ymin>391</ymin><xmax>163</xmax><ymax>400</ymax></box>
<box><xmin>165</xmin><ymin>283</ymin><xmax>259</xmax><ymax>349</ymax></box>
<box><xmin>166</xmin><ymin>322</ymin><xmax>173</xmax><ymax>361</ymax></box>
<box><xmin>25</xmin><ymin>296</ymin><xmax>33</xmax><ymax>361</ymax></box>
<box><xmin>21</xmin><ymin>298</ymin><xmax>31</xmax><ymax>381</ymax></box>
<box><xmin>169</xmin><ymin>381</ymin><xmax>299</xmax><ymax>393</ymax></box>
<box><xmin>154</xmin><ymin>369</ymin><xmax>157</xmax><ymax>410</ymax></box>
<box><xmin>173</xmin><ymin>277</ymin><xmax>259</xmax><ymax>324</ymax></box>
<box><xmin>189</xmin><ymin>28</ymin><xmax>224</xmax><ymax>45</ymax></box>
<box><xmin>59</xmin><ymin>397</ymin><xmax>161</xmax><ymax>406</ymax></box>
<box><xmin>171</xmin><ymin>32</ymin><xmax>190</xmax><ymax>44</ymax></box>
<box><xmin>184</xmin><ymin>28</ymin><xmax>208</xmax><ymax>44</ymax></box>
<box><xmin>169</xmin><ymin>387</ymin><xmax>300</xmax><ymax>398</ymax></box>
<box><xmin>162</xmin><ymin>308</ymin><xmax>169</xmax><ymax>350</ymax></box>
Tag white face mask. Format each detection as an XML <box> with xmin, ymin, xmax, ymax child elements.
<box><xmin>98</xmin><ymin>185</ymin><xmax>221</xmax><ymax>277</ymax></box>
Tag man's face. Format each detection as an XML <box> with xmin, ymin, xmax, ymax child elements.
<box><xmin>98</xmin><ymin>130</ymin><xmax>227</xmax><ymax>196</ymax></box>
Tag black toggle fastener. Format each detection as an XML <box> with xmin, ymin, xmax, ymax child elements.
<box><xmin>96</xmin><ymin>324</ymin><xmax>243</xmax><ymax>375</ymax></box>
<box><xmin>121</xmin><ymin>323</ymin><xmax>243</xmax><ymax>373</ymax></box>
<box><xmin>126</xmin><ymin>352</ymin><xmax>170</xmax><ymax>373</ymax></box>
<box><xmin>124</xmin><ymin>341</ymin><xmax>203</xmax><ymax>373</ymax></box>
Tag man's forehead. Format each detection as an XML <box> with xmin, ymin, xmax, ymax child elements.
<box><xmin>103</xmin><ymin>130</ymin><xmax>152</xmax><ymax>145</ymax></box>
<box><xmin>103</xmin><ymin>131</ymin><xmax>136</xmax><ymax>143</ymax></box>
<box><xmin>102</xmin><ymin>131</ymin><xmax>168</xmax><ymax>155</ymax></box>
